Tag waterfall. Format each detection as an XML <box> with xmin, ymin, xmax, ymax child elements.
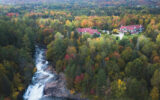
<box><xmin>23</xmin><ymin>46</ymin><xmax>54</xmax><ymax>100</ymax></box>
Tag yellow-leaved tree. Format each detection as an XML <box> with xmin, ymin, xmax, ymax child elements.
<box><xmin>150</xmin><ymin>87</ymin><xmax>159</xmax><ymax>100</ymax></box>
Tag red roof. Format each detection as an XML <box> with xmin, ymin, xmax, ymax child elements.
<box><xmin>120</xmin><ymin>25</ymin><xmax>142</xmax><ymax>31</ymax></box>
<box><xmin>77</xmin><ymin>28</ymin><xmax>101</xmax><ymax>35</ymax></box>
<box><xmin>6</xmin><ymin>13</ymin><xmax>19</xmax><ymax>17</ymax></box>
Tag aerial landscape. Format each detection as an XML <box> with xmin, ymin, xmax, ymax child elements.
<box><xmin>0</xmin><ymin>0</ymin><xmax>160</xmax><ymax>100</ymax></box>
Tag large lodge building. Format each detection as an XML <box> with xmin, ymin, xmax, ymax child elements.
<box><xmin>120</xmin><ymin>25</ymin><xmax>143</xmax><ymax>34</ymax></box>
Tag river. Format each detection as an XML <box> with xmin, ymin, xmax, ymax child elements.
<box><xmin>23</xmin><ymin>46</ymin><xmax>83</xmax><ymax>100</ymax></box>
<box><xmin>23</xmin><ymin>46</ymin><xmax>56</xmax><ymax>100</ymax></box>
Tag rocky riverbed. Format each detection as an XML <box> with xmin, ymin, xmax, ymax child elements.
<box><xmin>44</xmin><ymin>66</ymin><xmax>88</xmax><ymax>100</ymax></box>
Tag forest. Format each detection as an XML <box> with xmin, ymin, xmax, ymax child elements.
<box><xmin>0</xmin><ymin>2</ymin><xmax>160</xmax><ymax>100</ymax></box>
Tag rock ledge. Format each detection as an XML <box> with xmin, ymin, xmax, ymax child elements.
<box><xmin>44</xmin><ymin>66</ymin><xmax>87</xmax><ymax>100</ymax></box>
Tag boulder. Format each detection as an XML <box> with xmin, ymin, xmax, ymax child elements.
<box><xmin>44</xmin><ymin>68</ymin><xmax>88</xmax><ymax>100</ymax></box>
<box><xmin>44</xmin><ymin>73</ymin><xmax>70</xmax><ymax>98</ymax></box>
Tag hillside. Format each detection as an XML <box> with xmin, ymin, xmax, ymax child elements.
<box><xmin>0</xmin><ymin>0</ymin><xmax>160</xmax><ymax>7</ymax></box>
<box><xmin>1</xmin><ymin>0</ymin><xmax>160</xmax><ymax>100</ymax></box>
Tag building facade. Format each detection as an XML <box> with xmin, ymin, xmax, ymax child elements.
<box><xmin>120</xmin><ymin>25</ymin><xmax>143</xmax><ymax>34</ymax></box>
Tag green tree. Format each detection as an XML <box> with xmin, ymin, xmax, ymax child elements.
<box><xmin>125</xmin><ymin>58</ymin><xmax>144</xmax><ymax>79</ymax></box>
<box><xmin>0</xmin><ymin>73</ymin><xmax>12</xmax><ymax>96</ymax></box>
<box><xmin>82</xmin><ymin>73</ymin><xmax>90</xmax><ymax>94</ymax></box>
<box><xmin>121</xmin><ymin>47</ymin><xmax>133</xmax><ymax>62</ymax></box>
<box><xmin>156</xmin><ymin>34</ymin><xmax>160</xmax><ymax>46</ymax></box>
<box><xmin>23</xmin><ymin>34</ymin><xmax>32</xmax><ymax>53</ymax></box>
<box><xmin>46</xmin><ymin>38</ymin><xmax>67</xmax><ymax>63</ymax></box>
<box><xmin>127</xmin><ymin>78</ymin><xmax>148</xmax><ymax>100</ymax></box>
<box><xmin>150</xmin><ymin>87</ymin><xmax>159</xmax><ymax>100</ymax></box>
<box><xmin>111</xmin><ymin>79</ymin><xmax>126</xmax><ymax>98</ymax></box>
<box><xmin>151</xmin><ymin>69</ymin><xmax>160</xmax><ymax>88</ymax></box>
<box><xmin>65</xmin><ymin>65</ymin><xmax>76</xmax><ymax>89</ymax></box>
<box><xmin>141</xmin><ymin>42</ymin><xmax>156</xmax><ymax>57</ymax></box>
<box><xmin>96</xmin><ymin>69</ymin><xmax>106</xmax><ymax>95</ymax></box>
<box><xmin>54</xmin><ymin>32</ymin><xmax>64</xmax><ymax>40</ymax></box>
<box><xmin>56</xmin><ymin>60</ymin><xmax>63</xmax><ymax>73</ymax></box>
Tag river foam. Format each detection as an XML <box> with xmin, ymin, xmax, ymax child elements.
<box><xmin>23</xmin><ymin>46</ymin><xmax>54</xmax><ymax>100</ymax></box>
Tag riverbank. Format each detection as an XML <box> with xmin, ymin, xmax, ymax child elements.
<box><xmin>44</xmin><ymin>66</ymin><xmax>88</xmax><ymax>100</ymax></box>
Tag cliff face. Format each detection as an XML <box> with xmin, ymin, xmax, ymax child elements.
<box><xmin>43</xmin><ymin>66</ymin><xmax>87</xmax><ymax>100</ymax></box>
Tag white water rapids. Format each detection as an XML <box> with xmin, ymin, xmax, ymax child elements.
<box><xmin>23</xmin><ymin>46</ymin><xmax>54</xmax><ymax>100</ymax></box>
